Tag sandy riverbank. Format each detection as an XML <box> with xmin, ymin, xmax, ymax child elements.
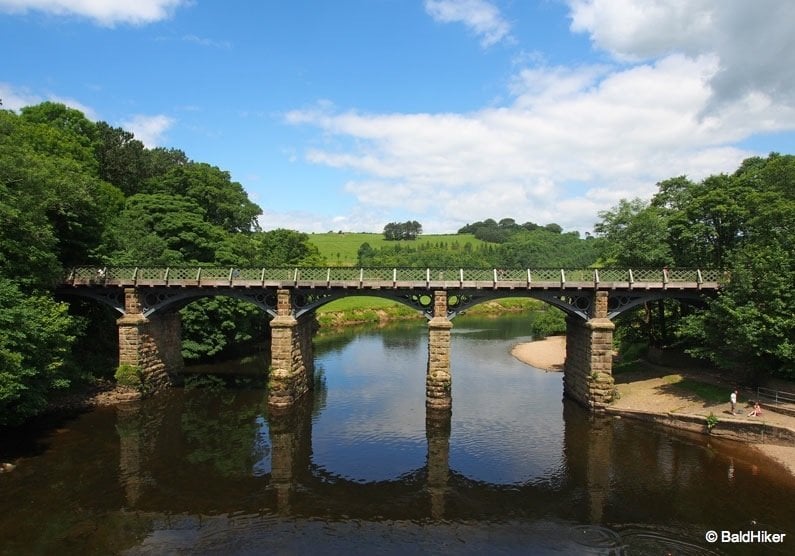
<box><xmin>511</xmin><ymin>336</ymin><xmax>795</xmax><ymax>477</ymax></box>
<box><xmin>510</xmin><ymin>335</ymin><xmax>566</xmax><ymax>371</ymax></box>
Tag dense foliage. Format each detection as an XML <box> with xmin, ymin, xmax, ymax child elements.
<box><xmin>458</xmin><ymin>218</ymin><xmax>563</xmax><ymax>243</ymax></box>
<box><xmin>595</xmin><ymin>154</ymin><xmax>795</xmax><ymax>379</ymax></box>
<box><xmin>0</xmin><ymin>102</ymin><xmax>320</xmax><ymax>426</ymax></box>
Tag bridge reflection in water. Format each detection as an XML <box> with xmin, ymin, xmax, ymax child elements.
<box><xmin>116</xmin><ymin>391</ymin><xmax>613</xmax><ymax>524</ymax></box>
<box><xmin>60</xmin><ymin>266</ymin><xmax>721</xmax><ymax>414</ymax></box>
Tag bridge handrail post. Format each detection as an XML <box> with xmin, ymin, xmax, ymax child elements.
<box><xmin>327</xmin><ymin>268</ymin><xmax>331</xmax><ymax>287</ymax></box>
<box><xmin>132</xmin><ymin>267</ymin><xmax>139</xmax><ymax>286</ymax></box>
<box><xmin>426</xmin><ymin>268</ymin><xmax>430</xmax><ymax>289</ymax></box>
<box><xmin>493</xmin><ymin>268</ymin><xmax>498</xmax><ymax>289</ymax></box>
<box><xmin>293</xmin><ymin>268</ymin><xmax>298</xmax><ymax>286</ymax></box>
<box><xmin>594</xmin><ymin>268</ymin><xmax>600</xmax><ymax>287</ymax></box>
<box><xmin>459</xmin><ymin>268</ymin><xmax>463</xmax><ymax>288</ymax></box>
<box><xmin>560</xmin><ymin>269</ymin><xmax>566</xmax><ymax>288</ymax></box>
<box><xmin>393</xmin><ymin>268</ymin><xmax>397</xmax><ymax>288</ymax></box>
<box><xmin>196</xmin><ymin>267</ymin><xmax>202</xmax><ymax>285</ymax></box>
<box><xmin>164</xmin><ymin>267</ymin><xmax>170</xmax><ymax>285</ymax></box>
<box><xmin>260</xmin><ymin>268</ymin><xmax>266</xmax><ymax>286</ymax></box>
<box><xmin>662</xmin><ymin>266</ymin><xmax>668</xmax><ymax>289</ymax></box>
<box><xmin>359</xmin><ymin>268</ymin><xmax>364</xmax><ymax>288</ymax></box>
<box><xmin>697</xmin><ymin>269</ymin><xmax>703</xmax><ymax>289</ymax></box>
<box><xmin>228</xmin><ymin>267</ymin><xmax>234</xmax><ymax>285</ymax></box>
<box><xmin>527</xmin><ymin>269</ymin><xmax>532</xmax><ymax>287</ymax></box>
<box><xmin>628</xmin><ymin>269</ymin><xmax>634</xmax><ymax>290</ymax></box>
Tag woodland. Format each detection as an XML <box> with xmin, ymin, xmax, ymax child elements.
<box><xmin>1</xmin><ymin>101</ymin><xmax>793</xmax><ymax>426</ymax></box>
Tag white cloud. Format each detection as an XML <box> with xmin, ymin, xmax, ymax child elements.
<box><xmin>280</xmin><ymin>2</ymin><xmax>795</xmax><ymax>233</ymax></box>
<box><xmin>120</xmin><ymin>114</ymin><xmax>175</xmax><ymax>147</ymax></box>
<box><xmin>257</xmin><ymin>208</ymin><xmax>388</xmax><ymax>234</ymax></box>
<box><xmin>0</xmin><ymin>82</ymin><xmax>97</xmax><ymax>118</ymax></box>
<box><xmin>567</xmin><ymin>0</ymin><xmax>795</xmax><ymax>109</ymax></box>
<box><xmin>424</xmin><ymin>0</ymin><xmax>512</xmax><ymax>47</ymax></box>
<box><xmin>286</xmin><ymin>48</ymin><xmax>795</xmax><ymax>233</ymax></box>
<box><xmin>0</xmin><ymin>82</ymin><xmax>40</xmax><ymax>111</ymax></box>
<box><xmin>0</xmin><ymin>0</ymin><xmax>187</xmax><ymax>26</ymax></box>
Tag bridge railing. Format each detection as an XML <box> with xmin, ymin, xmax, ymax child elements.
<box><xmin>62</xmin><ymin>267</ymin><xmax>724</xmax><ymax>288</ymax></box>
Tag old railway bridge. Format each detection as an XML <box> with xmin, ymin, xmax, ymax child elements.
<box><xmin>59</xmin><ymin>267</ymin><xmax>722</xmax><ymax>413</ymax></box>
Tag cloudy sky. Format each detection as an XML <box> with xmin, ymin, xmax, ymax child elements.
<box><xmin>2</xmin><ymin>0</ymin><xmax>794</xmax><ymax>233</ymax></box>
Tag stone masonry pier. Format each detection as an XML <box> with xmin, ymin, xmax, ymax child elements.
<box><xmin>427</xmin><ymin>291</ymin><xmax>453</xmax><ymax>411</ymax></box>
<box><xmin>117</xmin><ymin>288</ymin><xmax>184</xmax><ymax>392</ymax></box>
<box><xmin>268</xmin><ymin>289</ymin><xmax>316</xmax><ymax>410</ymax></box>
<box><xmin>563</xmin><ymin>291</ymin><xmax>615</xmax><ymax>411</ymax></box>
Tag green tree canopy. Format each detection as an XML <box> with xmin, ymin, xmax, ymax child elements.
<box><xmin>106</xmin><ymin>193</ymin><xmax>224</xmax><ymax>265</ymax></box>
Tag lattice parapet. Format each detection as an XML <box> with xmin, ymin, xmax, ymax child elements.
<box><xmin>598</xmin><ymin>269</ymin><xmax>631</xmax><ymax>282</ymax></box>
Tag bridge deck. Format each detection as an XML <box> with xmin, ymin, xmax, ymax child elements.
<box><xmin>62</xmin><ymin>267</ymin><xmax>721</xmax><ymax>292</ymax></box>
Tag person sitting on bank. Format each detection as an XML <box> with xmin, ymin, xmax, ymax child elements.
<box><xmin>747</xmin><ymin>401</ymin><xmax>762</xmax><ymax>417</ymax></box>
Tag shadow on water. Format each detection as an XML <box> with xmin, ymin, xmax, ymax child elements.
<box><xmin>1</xmin><ymin>316</ymin><xmax>793</xmax><ymax>554</ymax></box>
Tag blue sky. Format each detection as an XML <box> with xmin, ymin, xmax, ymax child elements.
<box><xmin>2</xmin><ymin>1</ymin><xmax>794</xmax><ymax>234</ymax></box>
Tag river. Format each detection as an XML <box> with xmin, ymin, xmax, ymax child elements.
<box><xmin>1</xmin><ymin>314</ymin><xmax>793</xmax><ymax>555</ymax></box>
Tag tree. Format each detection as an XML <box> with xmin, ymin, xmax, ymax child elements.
<box><xmin>106</xmin><ymin>194</ymin><xmax>224</xmax><ymax>265</ymax></box>
<box><xmin>0</xmin><ymin>278</ymin><xmax>78</xmax><ymax>426</ymax></box>
<box><xmin>383</xmin><ymin>220</ymin><xmax>422</xmax><ymax>240</ymax></box>
<box><xmin>0</xmin><ymin>106</ymin><xmax>123</xmax><ymax>285</ymax></box>
<box><xmin>594</xmin><ymin>198</ymin><xmax>672</xmax><ymax>267</ymax></box>
<box><xmin>144</xmin><ymin>162</ymin><xmax>261</xmax><ymax>232</ymax></box>
<box><xmin>676</xmin><ymin>154</ymin><xmax>795</xmax><ymax>379</ymax></box>
<box><xmin>598</xmin><ymin>154</ymin><xmax>795</xmax><ymax>379</ymax></box>
<box><xmin>93</xmin><ymin>122</ymin><xmax>148</xmax><ymax>197</ymax></box>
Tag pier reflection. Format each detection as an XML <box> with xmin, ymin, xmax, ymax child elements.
<box><xmin>114</xmin><ymin>390</ymin><xmax>618</xmax><ymax>523</ymax></box>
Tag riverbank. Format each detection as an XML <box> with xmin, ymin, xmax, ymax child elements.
<box><xmin>46</xmin><ymin>380</ymin><xmax>140</xmax><ymax>412</ymax></box>
<box><xmin>510</xmin><ymin>335</ymin><xmax>565</xmax><ymax>371</ymax></box>
<box><xmin>511</xmin><ymin>337</ymin><xmax>795</xmax><ymax>477</ymax></box>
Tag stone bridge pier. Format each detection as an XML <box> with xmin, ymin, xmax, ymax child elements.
<box><xmin>563</xmin><ymin>290</ymin><xmax>615</xmax><ymax>411</ymax></box>
<box><xmin>427</xmin><ymin>291</ymin><xmax>453</xmax><ymax>411</ymax></box>
<box><xmin>268</xmin><ymin>289</ymin><xmax>316</xmax><ymax>410</ymax></box>
<box><xmin>117</xmin><ymin>288</ymin><xmax>184</xmax><ymax>391</ymax></box>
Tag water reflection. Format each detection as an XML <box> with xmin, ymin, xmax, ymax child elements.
<box><xmin>1</xmin><ymin>314</ymin><xmax>794</xmax><ymax>554</ymax></box>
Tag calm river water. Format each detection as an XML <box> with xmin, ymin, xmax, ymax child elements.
<box><xmin>1</xmin><ymin>314</ymin><xmax>793</xmax><ymax>555</ymax></box>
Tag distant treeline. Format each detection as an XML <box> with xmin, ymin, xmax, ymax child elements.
<box><xmin>359</xmin><ymin>225</ymin><xmax>598</xmax><ymax>268</ymax></box>
<box><xmin>458</xmin><ymin>218</ymin><xmax>564</xmax><ymax>243</ymax></box>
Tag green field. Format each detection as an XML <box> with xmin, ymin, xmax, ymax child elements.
<box><xmin>308</xmin><ymin>232</ymin><xmax>485</xmax><ymax>266</ymax></box>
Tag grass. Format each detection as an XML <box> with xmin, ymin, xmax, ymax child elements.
<box><xmin>315</xmin><ymin>296</ymin><xmax>420</xmax><ymax>327</ymax></box>
<box><xmin>308</xmin><ymin>232</ymin><xmax>486</xmax><ymax>266</ymax></box>
<box><xmin>314</xmin><ymin>296</ymin><xmax>545</xmax><ymax>327</ymax></box>
<box><xmin>317</xmin><ymin>296</ymin><xmax>410</xmax><ymax>312</ymax></box>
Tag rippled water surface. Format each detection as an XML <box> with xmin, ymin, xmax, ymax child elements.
<box><xmin>1</xmin><ymin>314</ymin><xmax>793</xmax><ymax>555</ymax></box>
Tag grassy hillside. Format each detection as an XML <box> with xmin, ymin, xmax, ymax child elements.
<box><xmin>308</xmin><ymin>232</ymin><xmax>485</xmax><ymax>266</ymax></box>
